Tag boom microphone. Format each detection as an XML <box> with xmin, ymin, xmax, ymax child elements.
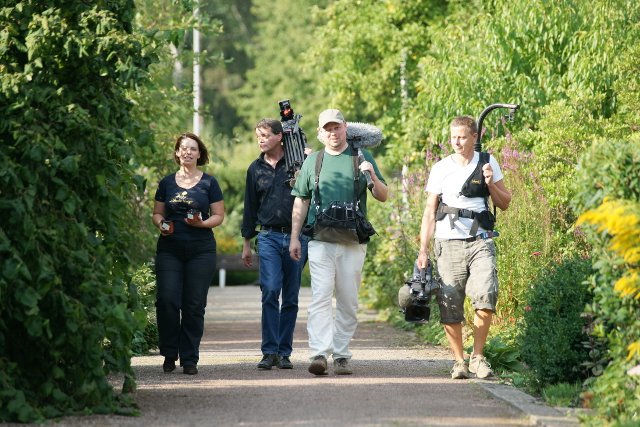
<box><xmin>348</xmin><ymin>122</ymin><xmax>383</xmax><ymax>190</ymax></box>
<box><xmin>317</xmin><ymin>122</ymin><xmax>383</xmax><ymax>148</ymax></box>
<box><xmin>346</xmin><ymin>122</ymin><xmax>383</xmax><ymax>148</ymax></box>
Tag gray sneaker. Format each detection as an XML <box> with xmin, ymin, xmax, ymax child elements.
<box><xmin>469</xmin><ymin>354</ymin><xmax>493</xmax><ymax>379</ymax></box>
<box><xmin>333</xmin><ymin>358</ymin><xmax>353</xmax><ymax>375</ymax></box>
<box><xmin>308</xmin><ymin>355</ymin><xmax>328</xmax><ymax>375</ymax></box>
<box><xmin>450</xmin><ymin>360</ymin><xmax>469</xmax><ymax>379</ymax></box>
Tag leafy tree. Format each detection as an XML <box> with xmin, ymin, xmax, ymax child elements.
<box><xmin>199</xmin><ymin>0</ymin><xmax>253</xmax><ymax>137</ymax></box>
<box><xmin>231</xmin><ymin>0</ymin><xmax>331</xmax><ymax>139</ymax></box>
<box><xmin>387</xmin><ymin>0</ymin><xmax>637</xmax><ymax>169</ymax></box>
<box><xmin>307</xmin><ymin>0</ymin><xmax>447</xmax><ymax>148</ymax></box>
<box><xmin>0</xmin><ymin>1</ymin><xmax>158</xmax><ymax>421</ymax></box>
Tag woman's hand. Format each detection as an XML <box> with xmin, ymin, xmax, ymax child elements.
<box><xmin>185</xmin><ymin>211</ymin><xmax>204</xmax><ymax>227</ymax></box>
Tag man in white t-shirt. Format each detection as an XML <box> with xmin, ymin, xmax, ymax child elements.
<box><xmin>417</xmin><ymin>115</ymin><xmax>512</xmax><ymax>380</ymax></box>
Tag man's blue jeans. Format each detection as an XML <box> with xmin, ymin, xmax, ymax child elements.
<box><xmin>155</xmin><ymin>237</ymin><xmax>216</xmax><ymax>366</ymax></box>
<box><xmin>257</xmin><ymin>230</ymin><xmax>308</xmax><ymax>356</ymax></box>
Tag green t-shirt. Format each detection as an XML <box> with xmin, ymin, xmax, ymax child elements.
<box><xmin>291</xmin><ymin>146</ymin><xmax>386</xmax><ymax>225</ymax></box>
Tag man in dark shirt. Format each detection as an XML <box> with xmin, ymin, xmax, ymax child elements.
<box><xmin>242</xmin><ymin>118</ymin><xmax>309</xmax><ymax>370</ymax></box>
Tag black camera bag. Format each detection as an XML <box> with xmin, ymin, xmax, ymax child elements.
<box><xmin>305</xmin><ymin>148</ymin><xmax>376</xmax><ymax>244</ymax></box>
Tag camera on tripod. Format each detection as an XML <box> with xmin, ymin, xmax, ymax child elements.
<box><xmin>278</xmin><ymin>99</ymin><xmax>307</xmax><ymax>186</ymax></box>
<box><xmin>398</xmin><ymin>259</ymin><xmax>440</xmax><ymax>323</ymax></box>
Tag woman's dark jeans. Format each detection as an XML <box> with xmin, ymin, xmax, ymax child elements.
<box><xmin>155</xmin><ymin>237</ymin><xmax>216</xmax><ymax>366</ymax></box>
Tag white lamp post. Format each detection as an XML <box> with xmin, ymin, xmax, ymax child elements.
<box><xmin>193</xmin><ymin>0</ymin><xmax>202</xmax><ymax>135</ymax></box>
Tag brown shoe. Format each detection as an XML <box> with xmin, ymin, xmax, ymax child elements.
<box><xmin>308</xmin><ymin>355</ymin><xmax>328</xmax><ymax>375</ymax></box>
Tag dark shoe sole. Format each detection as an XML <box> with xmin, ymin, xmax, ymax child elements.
<box><xmin>183</xmin><ymin>365</ymin><xmax>198</xmax><ymax>375</ymax></box>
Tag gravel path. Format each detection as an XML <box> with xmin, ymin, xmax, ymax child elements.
<box><xmin>41</xmin><ymin>285</ymin><xmax>581</xmax><ymax>427</ymax></box>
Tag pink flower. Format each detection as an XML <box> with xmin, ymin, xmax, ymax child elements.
<box><xmin>525</xmin><ymin>306</ymin><xmax>532</xmax><ymax>312</ymax></box>
<box><xmin>531</xmin><ymin>251</ymin><xmax>541</xmax><ymax>257</ymax></box>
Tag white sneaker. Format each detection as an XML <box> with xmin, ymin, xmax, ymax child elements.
<box><xmin>469</xmin><ymin>354</ymin><xmax>493</xmax><ymax>379</ymax></box>
<box><xmin>450</xmin><ymin>360</ymin><xmax>469</xmax><ymax>379</ymax></box>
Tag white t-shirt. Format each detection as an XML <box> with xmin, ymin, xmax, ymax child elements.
<box><xmin>426</xmin><ymin>152</ymin><xmax>504</xmax><ymax>239</ymax></box>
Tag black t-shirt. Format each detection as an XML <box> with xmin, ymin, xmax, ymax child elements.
<box><xmin>154</xmin><ymin>172</ymin><xmax>224</xmax><ymax>241</ymax></box>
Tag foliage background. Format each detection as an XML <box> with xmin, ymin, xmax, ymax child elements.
<box><xmin>2</xmin><ymin>0</ymin><xmax>639</xmax><ymax>424</ymax></box>
<box><xmin>0</xmin><ymin>1</ymin><xmax>159</xmax><ymax>421</ymax></box>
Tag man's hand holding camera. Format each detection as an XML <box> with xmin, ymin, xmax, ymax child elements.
<box><xmin>417</xmin><ymin>250</ymin><xmax>429</xmax><ymax>271</ymax></box>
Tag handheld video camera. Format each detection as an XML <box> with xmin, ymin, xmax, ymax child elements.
<box><xmin>278</xmin><ymin>99</ymin><xmax>308</xmax><ymax>186</ymax></box>
<box><xmin>398</xmin><ymin>259</ymin><xmax>440</xmax><ymax>323</ymax></box>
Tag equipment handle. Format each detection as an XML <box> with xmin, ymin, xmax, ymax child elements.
<box><xmin>475</xmin><ymin>103</ymin><xmax>520</xmax><ymax>152</ymax></box>
<box><xmin>357</xmin><ymin>149</ymin><xmax>374</xmax><ymax>190</ymax></box>
<box><xmin>413</xmin><ymin>259</ymin><xmax>432</xmax><ymax>283</ymax></box>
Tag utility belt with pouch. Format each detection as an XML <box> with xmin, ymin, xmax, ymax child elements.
<box><xmin>302</xmin><ymin>149</ymin><xmax>376</xmax><ymax>244</ymax></box>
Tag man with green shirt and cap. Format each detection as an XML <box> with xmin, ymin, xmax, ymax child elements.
<box><xmin>289</xmin><ymin>108</ymin><xmax>388</xmax><ymax>376</ymax></box>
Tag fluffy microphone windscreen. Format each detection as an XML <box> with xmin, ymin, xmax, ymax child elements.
<box><xmin>346</xmin><ymin>122</ymin><xmax>383</xmax><ymax>148</ymax></box>
<box><xmin>316</xmin><ymin>122</ymin><xmax>383</xmax><ymax>148</ymax></box>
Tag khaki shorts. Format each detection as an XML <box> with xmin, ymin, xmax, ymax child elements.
<box><xmin>434</xmin><ymin>238</ymin><xmax>498</xmax><ymax>324</ymax></box>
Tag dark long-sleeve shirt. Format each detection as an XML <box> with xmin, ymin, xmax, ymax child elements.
<box><xmin>241</xmin><ymin>154</ymin><xmax>296</xmax><ymax>239</ymax></box>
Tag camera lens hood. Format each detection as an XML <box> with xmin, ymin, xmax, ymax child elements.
<box><xmin>404</xmin><ymin>303</ymin><xmax>431</xmax><ymax>323</ymax></box>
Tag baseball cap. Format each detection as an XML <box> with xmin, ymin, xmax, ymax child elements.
<box><xmin>318</xmin><ymin>109</ymin><xmax>345</xmax><ymax>128</ymax></box>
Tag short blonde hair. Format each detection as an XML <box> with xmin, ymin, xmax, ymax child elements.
<box><xmin>450</xmin><ymin>116</ymin><xmax>478</xmax><ymax>134</ymax></box>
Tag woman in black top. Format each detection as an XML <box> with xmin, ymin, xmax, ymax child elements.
<box><xmin>152</xmin><ymin>132</ymin><xmax>225</xmax><ymax>375</ymax></box>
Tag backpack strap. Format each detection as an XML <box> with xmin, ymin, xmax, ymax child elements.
<box><xmin>313</xmin><ymin>147</ymin><xmax>363</xmax><ymax>213</ymax></box>
<box><xmin>312</xmin><ymin>149</ymin><xmax>325</xmax><ymax>215</ymax></box>
<box><xmin>437</xmin><ymin>152</ymin><xmax>496</xmax><ymax>235</ymax></box>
